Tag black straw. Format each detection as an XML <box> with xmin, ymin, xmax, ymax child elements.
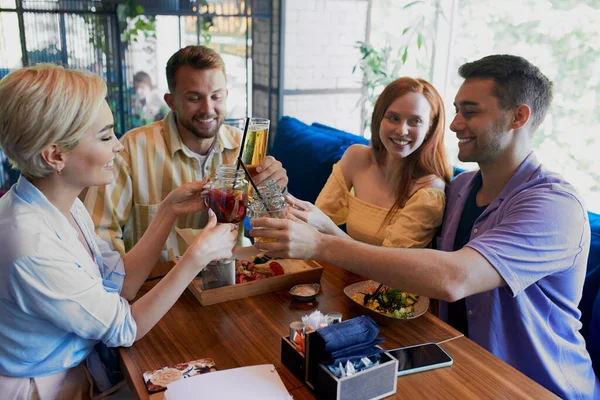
<box><xmin>238</xmin><ymin>158</ymin><xmax>271</xmax><ymax>211</ymax></box>
<box><xmin>236</xmin><ymin>117</ymin><xmax>251</xmax><ymax>171</ymax></box>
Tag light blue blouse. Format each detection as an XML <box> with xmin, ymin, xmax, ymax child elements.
<box><xmin>0</xmin><ymin>177</ymin><xmax>137</xmax><ymax>378</ymax></box>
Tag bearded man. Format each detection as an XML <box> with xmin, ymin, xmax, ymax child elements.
<box><xmin>85</xmin><ymin>46</ymin><xmax>287</xmax><ymax>261</ymax></box>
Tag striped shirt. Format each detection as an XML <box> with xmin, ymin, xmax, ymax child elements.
<box><xmin>84</xmin><ymin>112</ymin><xmax>241</xmax><ymax>261</ymax></box>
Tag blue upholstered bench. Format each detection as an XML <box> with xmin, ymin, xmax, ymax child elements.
<box><xmin>582</xmin><ymin>212</ymin><xmax>600</xmax><ymax>377</ymax></box>
<box><xmin>270</xmin><ymin>116</ymin><xmax>369</xmax><ymax>204</ymax></box>
<box><xmin>269</xmin><ymin>116</ymin><xmax>600</xmax><ymax>376</ymax></box>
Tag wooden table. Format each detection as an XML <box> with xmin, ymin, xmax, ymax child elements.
<box><xmin>119</xmin><ymin>261</ymin><xmax>557</xmax><ymax>399</ymax></box>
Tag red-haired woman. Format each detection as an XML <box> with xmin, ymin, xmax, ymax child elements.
<box><xmin>286</xmin><ymin>77</ymin><xmax>451</xmax><ymax>248</ymax></box>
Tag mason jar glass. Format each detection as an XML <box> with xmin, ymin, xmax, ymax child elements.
<box><xmin>247</xmin><ymin>181</ymin><xmax>288</xmax><ymax>243</ymax></box>
<box><xmin>208</xmin><ymin>165</ymin><xmax>248</xmax><ymax>224</ymax></box>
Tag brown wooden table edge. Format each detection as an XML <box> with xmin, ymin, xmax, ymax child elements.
<box><xmin>119</xmin><ymin>346</ymin><xmax>150</xmax><ymax>400</ymax></box>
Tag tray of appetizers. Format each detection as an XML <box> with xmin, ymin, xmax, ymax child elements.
<box><xmin>187</xmin><ymin>250</ymin><xmax>323</xmax><ymax>306</ymax></box>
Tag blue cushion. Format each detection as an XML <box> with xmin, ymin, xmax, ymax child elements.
<box><xmin>310</xmin><ymin>122</ymin><xmax>364</xmax><ymax>141</ymax></box>
<box><xmin>587</xmin><ymin>286</ymin><xmax>600</xmax><ymax>377</ymax></box>
<box><xmin>452</xmin><ymin>166</ymin><xmax>466</xmax><ymax>179</ymax></box>
<box><xmin>580</xmin><ymin>212</ymin><xmax>600</xmax><ymax>338</ymax></box>
<box><xmin>270</xmin><ymin>117</ymin><xmax>367</xmax><ymax>203</ymax></box>
<box><xmin>588</xmin><ymin>212</ymin><xmax>600</xmax><ymax>270</ymax></box>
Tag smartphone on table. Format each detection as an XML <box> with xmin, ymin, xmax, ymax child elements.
<box><xmin>387</xmin><ymin>342</ymin><xmax>453</xmax><ymax>376</ymax></box>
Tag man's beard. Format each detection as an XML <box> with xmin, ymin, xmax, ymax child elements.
<box><xmin>460</xmin><ymin>114</ymin><xmax>511</xmax><ymax>164</ymax></box>
<box><xmin>179</xmin><ymin>114</ymin><xmax>223</xmax><ymax>139</ymax></box>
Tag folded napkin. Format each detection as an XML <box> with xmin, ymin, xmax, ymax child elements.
<box><xmin>329</xmin><ymin>338</ymin><xmax>384</xmax><ymax>361</ymax></box>
<box><xmin>317</xmin><ymin>315</ymin><xmax>384</xmax><ymax>363</ymax></box>
<box><xmin>318</xmin><ymin>315</ymin><xmax>380</xmax><ymax>353</ymax></box>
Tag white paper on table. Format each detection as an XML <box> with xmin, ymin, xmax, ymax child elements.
<box><xmin>164</xmin><ymin>364</ymin><xmax>293</xmax><ymax>400</ymax></box>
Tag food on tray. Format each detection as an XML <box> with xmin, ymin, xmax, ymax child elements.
<box><xmin>268</xmin><ymin>261</ymin><xmax>285</xmax><ymax>276</ymax></box>
<box><xmin>234</xmin><ymin>255</ymin><xmax>309</xmax><ymax>284</ymax></box>
<box><xmin>235</xmin><ymin>254</ymin><xmax>284</xmax><ymax>283</ymax></box>
<box><xmin>351</xmin><ymin>285</ymin><xmax>419</xmax><ymax>318</ymax></box>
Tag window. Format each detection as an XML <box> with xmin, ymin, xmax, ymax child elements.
<box><xmin>443</xmin><ymin>0</ymin><xmax>600</xmax><ymax>212</ymax></box>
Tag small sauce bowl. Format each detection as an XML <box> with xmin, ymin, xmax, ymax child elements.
<box><xmin>289</xmin><ymin>283</ymin><xmax>320</xmax><ymax>302</ymax></box>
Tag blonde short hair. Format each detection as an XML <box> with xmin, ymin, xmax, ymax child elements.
<box><xmin>0</xmin><ymin>64</ymin><xmax>107</xmax><ymax>179</ymax></box>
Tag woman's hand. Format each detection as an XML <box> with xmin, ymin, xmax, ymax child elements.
<box><xmin>162</xmin><ymin>178</ymin><xmax>211</xmax><ymax>217</ymax></box>
<box><xmin>183</xmin><ymin>209</ymin><xmax>237</xmax><ymax>268</ymax></box>
<box><xmin>249</xmin><ymin>217</ymin><xmax>321</xmax><ymax>260</ymax></box>
<box><xmin>286</xmin><ymin>194</ymin><xmax>337</xmax><ymax>235</ymax></box>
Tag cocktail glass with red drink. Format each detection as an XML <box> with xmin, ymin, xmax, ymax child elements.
<box><xmin>208</xmin><ymin>187</ymin><xmax>248</xmax><ymax>224</ymax></box>
<box><xmin>208</xmin><ymin>165</ymin><xmax>249</xmax><ymax>224</ymax></box>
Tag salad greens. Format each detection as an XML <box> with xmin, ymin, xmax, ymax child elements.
<box><xmin>362</xmin><ymin>286</ymin><xmax>419</xmax><ymax>318</ymax></box>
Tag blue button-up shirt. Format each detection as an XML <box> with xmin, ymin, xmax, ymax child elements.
<box><xmin>437</xmin><ymin>152</ymin><xmax>598</xmax><ymax>399</ymax></box>
<box><xmin>0</xmin><ymin>177</ymin><xmax>137</xmax><ymax>377</ymax></box>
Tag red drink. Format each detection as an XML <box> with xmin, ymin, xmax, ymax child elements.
<box><xmin>209</xmin><ymin>188</ymin><xmax>248</xmax><ymax>224</ymax></box>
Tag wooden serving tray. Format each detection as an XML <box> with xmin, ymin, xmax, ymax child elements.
<box><xmin>188</xmin><ymin>259</ymin><xmax>324</xmax><ymax>306</ymax></box>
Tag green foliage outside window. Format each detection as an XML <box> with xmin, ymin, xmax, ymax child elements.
<box><xmin>353</xmin><ymin>0</ymin><xmax>440</xmax><ymax>135</ymax></box>
<box><xmin>355</xmin><ymin>0</ymin><xmax>600</xmax><ymax>209</ymax></box>
<box><xmin>453</xmin><ymin>0</ymin><xmax>600</xmax><ymax>210</ymax></box>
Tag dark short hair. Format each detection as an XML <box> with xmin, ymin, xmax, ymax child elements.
<box><xmin>166</xmin><ymin>45</ymin><xmax>226</xmax><ymax>92</ymax></box>
<box><xmin>458</xmin><ymin>54</ymin><xmax>553</xmax><ymax>132</ymax></box>
<box><xmin>133</xmin><ymin>71</ymin><xmax>152</xmax><ymax>86</ymax></box>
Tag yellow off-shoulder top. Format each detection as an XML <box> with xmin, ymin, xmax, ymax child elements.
<box><xmin>315</xmin><ymin>163</ymin><xmax>446</xmax><ymax>248</ymax></box>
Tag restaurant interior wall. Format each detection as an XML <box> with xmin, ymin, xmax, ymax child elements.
<box><xmin>280</xmin><ymin>0</ymin><xmax>369</xmax><ymax>136</ymax></box>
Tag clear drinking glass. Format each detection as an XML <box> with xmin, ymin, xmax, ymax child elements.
<box><xmin>200</xmin><ymin>259</ymin><xmax>235</xmax><ymax>290</ymax></box>
<box><xmin>226</xmin><ymin>117</ymin><xmax>270</xmax><ymax>177</ymax></box>
<box><xmin>247</xmin><ymin>181</ymin><xmax>288</xmax><ymax>243</ymax></box>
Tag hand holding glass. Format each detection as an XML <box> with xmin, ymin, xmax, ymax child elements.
<box><xmin>247</xmin><ymin>182</ymin><xmax>288</xmax><ymax>243</ymax></box>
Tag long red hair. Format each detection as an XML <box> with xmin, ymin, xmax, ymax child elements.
<box><xmin>370</xmin><ymin>77</ymin><xmax>451</xmax><ymax>225</ymax></box>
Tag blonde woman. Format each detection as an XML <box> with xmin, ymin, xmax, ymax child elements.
<box><xmin>0</xmin><ymin>65</ymin><xmax>236</xmax><ymax>399</ymax></box>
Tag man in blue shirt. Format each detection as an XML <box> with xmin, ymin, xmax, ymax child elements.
<box><xmin>251</xmin><ymin>55</ymin><xmax>599</xmax><ymax>398</ymax></box>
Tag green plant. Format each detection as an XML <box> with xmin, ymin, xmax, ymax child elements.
<box><xmin>199</xmin><ymin>1</ymin><xmax>215</xmax><ymax>44</ymax></box>
<box><xmin>353</xmin><ymin>0</ymin><xmax>440</xmax><ymax>134</ymax></box>
<box><xmin>86</xmin><ymin>1</ymin><xmax>216</xmax><ymax>53</ymax></box>
<box><xmin>118</xmin><ymin>2</ymin><xmax>157</xmax><ymax>44</ymax></box>
<box><xmin>353</xmin><ymin>42</ymin><xmax>401</xmax><ymax>102</ymax></box>
<box><xmin>85</xmin><ymin>1</ymin><xmax>156</xmax><ymax>54</ymax></box>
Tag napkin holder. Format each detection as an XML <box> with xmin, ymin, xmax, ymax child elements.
<box><xmin>315</xmin><ymin>351</ymin><xmax>398</xmax><ymax>400</ymax></box>
<box><xmin>280</xmin><ymin>331</ymin><xmax>323</xmax><ymax>388</ymax></box>
<box><xmin>280</xmin><ymin>335</ymin><xmax>306</xmax><ymax>382</ymax></box>
<box><xmin>281</xmin><ymin>332</ymin><xmax>398</xmax><ymax>399</ymax></box>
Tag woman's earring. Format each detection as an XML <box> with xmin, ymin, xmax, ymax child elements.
<box><xmin>57</xmin><ymin>168</ymin><xmax>62</xmax><ymax>175</ymax></box>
